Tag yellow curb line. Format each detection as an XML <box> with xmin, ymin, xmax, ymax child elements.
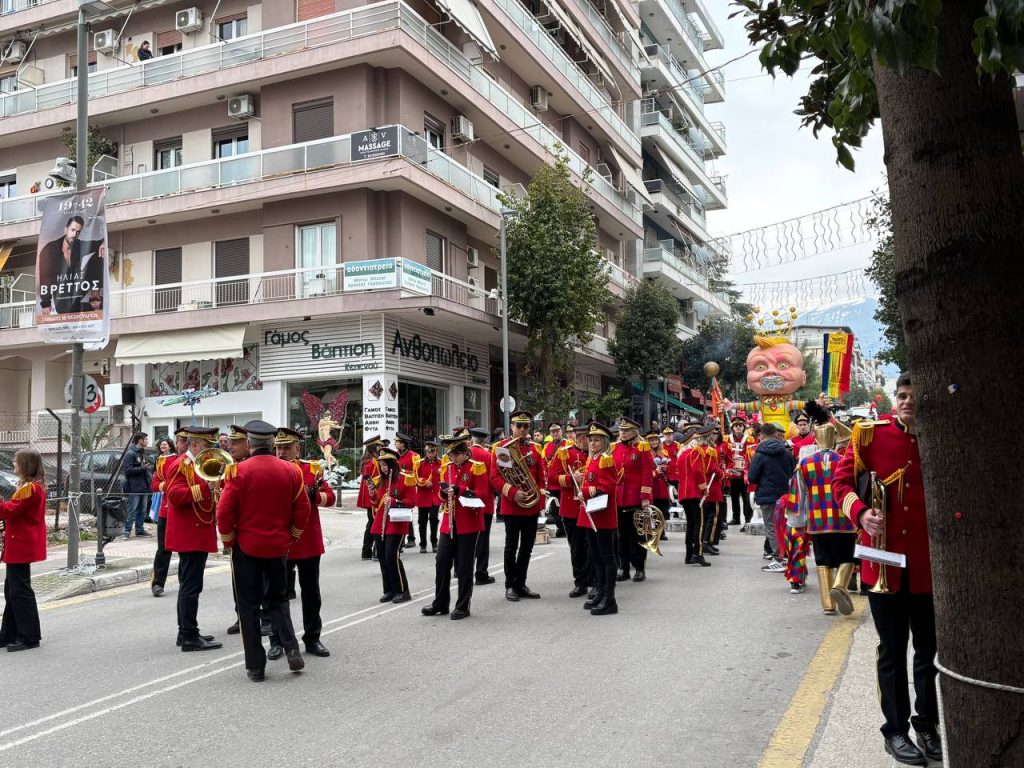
<box><xmin>758</xmin><ymin>597</ymin><xmax>867</xmax><ymax>768</ymax></box>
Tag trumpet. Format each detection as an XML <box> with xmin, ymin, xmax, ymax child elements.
<box><xmin>868</xmin><ymin>471</ymin><xmax>891</xmax><ymax>594</ymax></box>
<box><xmin>193</xmin><ymin>447</ymin><xmax>235</xmax><ymax>483</ymax></box>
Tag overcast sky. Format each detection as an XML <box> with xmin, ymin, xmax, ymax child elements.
<box><xmin>701</xmin><ymin>3</ymin><xmax>887</xmax><ymax>285</ymax></box>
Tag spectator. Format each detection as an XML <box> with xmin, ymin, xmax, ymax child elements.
<box><xmin>491</xmin><ymin>427</ymin><xmax>505</xmax><ymax>442</ymax></box>
<box><xmin>122</xmin><ymin>433</ymin><xmax>153</xmax><ymax>539</ymax></box>
<box><xmin>746</xmin><ymin>422</ymin><xmax>795</xmax><ymax>572</ymax></box>
<box><xmin>156</xmin><ymin>438</ymin><xmax>174</xmax><ymax>457</ymax></box>
<box><xmin>137</xmin><ymin>41</ymin><xmax>153</xmax><ymax>61</ymax></box>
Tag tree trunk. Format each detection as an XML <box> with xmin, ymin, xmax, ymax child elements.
<box><xmin>642</xmin><ymin>377</ymin><xmax>651</xmax><ymax>428</ymax></box>
<box><xmin>874</xmin><ymin>2</ymin><xmax>1024</xmax><ymax>763</ymax></box>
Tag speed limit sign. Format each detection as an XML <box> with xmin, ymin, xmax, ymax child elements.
<box><xmin>65</xmin><ymin>375</ymin><xmax>102</xmax><ymax>412</ymax></box>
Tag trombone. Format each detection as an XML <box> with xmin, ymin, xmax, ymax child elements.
<box><xmin>868</xmin><ymin>471</ymin><xmax>892</xmax><ymax>594</ymax></box>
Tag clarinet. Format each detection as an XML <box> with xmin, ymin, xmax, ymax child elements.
<box><xmin>445</xmin><ymin>463</ymin><xmax>456</xmax><ymax>537</ymax></box>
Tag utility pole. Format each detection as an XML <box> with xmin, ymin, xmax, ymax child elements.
<box><xmin>499</xmin><ymin>209</ymin><xmax>512</xmax><ymax>436</ymax></box>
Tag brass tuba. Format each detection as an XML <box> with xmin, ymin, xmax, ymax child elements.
<box><xmin>193</xmin><ymin>447</ymin><xmax>235</xmax><ymax>483</ymax></box>
<box><xmin>493</xmin><ymin>436</ymin><xmax>541</xmax><ymax>507</ymax></box>
<box><xmin>868</xmin><ymin>471</ymin><xmax>891</xmax><ymax>594</ymax></box>
<box><xmin>633</xmin><ymin>507</ymin><xmax>665</xmax><ymax>556</ymax></box>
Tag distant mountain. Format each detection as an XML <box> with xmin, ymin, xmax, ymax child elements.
<box><xmin>799</xmin><ymin>297</ymin><xmax>900</xmax><ymax>381</ymax></box>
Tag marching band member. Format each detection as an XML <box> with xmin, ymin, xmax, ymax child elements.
<box><xmin>542</xmin><ymin>421</ymin><xmax>565</xmax><ymax>536</ymax></box>
<box><xmin>150</xmin><ymin>428</ymin><xmax>187</xmax><ymax>598</ymax></box>
<box><xmin>468</xmin><ymin>428</ymin><xmax>497</xmax><ymax>586</ymax></box>
<box><xmin>677</xmin><ymin>425</ymin><xmax>711</xmax><ymax>567</ymax></box>
<box><xmin>611</xmin><ymin>417</ymin><xmax>654</xmax><ymax>583</ymax></box>
<box><xmin>271</xmin><ymin>427</ymin><xmax>334</xmax><ymax>659</ymax></box>
<box><xmin>224</xmin><ymin>424</ymin><xmax>259</xmax><ymax>636</ymax></box>
<box><xmin>790</xmin><ymin>410</ymin><xmax>816</xmax><ymax>461</ymax></box>
<box><xmin>580</xmin><ymin>422</ymin><xmax>619</xmax><ymax>616</ymax></box>
<box><xmin>164</xmin><ymin>426</ymin><xmax>223</xmax><ymax>652</ymax></box>
<box><xmin>358</xmin><ymin>436</ymin><xmax>387</xmax><ymax>561</ymax></box>
<box><xmin>0</xmin><ymin>450</ymin><xmax>47</xmax><ymax>652</ymax></box>
<box><xmin>415</xmin><ymin>440</ymin><xmax>442</xmax><ymax>554</ymax></box>
<box><xmin>490</xmin><ymin>411</ymin><xmax>546</xmax><ymax>602</ymax></box>
<box><xmin>661</xmin><ymin>426</ymin><xmax>680</xmax><ymax>503</ymax></box>
<box><xmin>394</xmin><ymin>432</ymin><xmax>421</xmax><ymax>550</ymax></box>
<box><xmin>699</xmin><ymin>426</ymin><xmax>726</xmax><ymax>556</ymax></box>
<box><xmin>421</xmin><ymin>435</ymin><xmax>487</xmax><ymax>620</ymax></box>
<box><xmin>217</xmin><ymin>421</ymin><xmax>310</xmax><ymax>682</ymax></box>
<box><xmin>555</xmin><ymin>424</ymin><xmax>591</xmax><ymax>598</ymax></box>
<box><xmin>724</xmin><ymin>418</ymin><xmax>755</xmax><ymax>526</ymax></box>
<box><xmin>647</xmin><ymin>431</ymin><xmax>672</xmax><ymax>539</ymax></box>
<box><xmin>368</xmin><ymin>447</ymin><xmax>416</xmax><ymax>603</ymax></box>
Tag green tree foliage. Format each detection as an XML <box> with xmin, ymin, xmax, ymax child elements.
<box><xmin>679</xmin><ymin>317</ymin><xmax>757</xmax><ymax>399</ymax></box>
<box><xmin>864</xmin><ymin>195</ymin><xmax>908</xmax><ymax>370</ymax></box>
<box><xmin>499</xmin><ymin>147</ymin><xmax>610</xmax><ymax>417</ymax></box>
<box><xmin>608</xmin><ymin>279</ymin><xmax>683</xmax><ymax>424</ymax></box>
<box><xmin>63</xmin><ymin>418</ymin><xmax>114</xmax><ymax>452</ymax></box>
<box><xmin>732</xmin><ymin>1</ymin><xmax>1024</xmax><ymax>168</ymax></box>
<box><xmin>578</xmin><ymin>388</ymin><xmax>630</xmax><ymax>425</ymax></box>
<box><xmin>58</xmin><ymin>126</ymin><xmax>118</xmax><ymax>186</ymax></box>
<box><xmin>794</xmin><ymin>341</ymin><xmax>822</xmax><ymax>402</ymax></box>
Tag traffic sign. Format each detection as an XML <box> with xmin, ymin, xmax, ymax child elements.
<box><xmin>65</xmin><ymin>375</ymin><xmax>102</xmax><ymax>411</ymax></box>
<box><xmin>500</xmin><ymin>395</ymin><xmax>516</xmax><ymax>413</ymax></box>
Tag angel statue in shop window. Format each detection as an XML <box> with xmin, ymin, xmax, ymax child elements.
<box><xmin>301</xmin><ymin>390</ymin><xmax>349</xmax><ymax>475</ymax></box>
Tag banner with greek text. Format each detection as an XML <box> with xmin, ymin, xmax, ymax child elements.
<box><xmin>363</xmin><ymin>373</ymin><xmax>399</xmax><ymax>444</ymax></box>
<box><xmin>34</xmin><ymin>189</ymin><xmax>110</xmax><ymax>344</ymax></box>
<box><xmin>343</xmin><ymin>259</ymin><xmax>397</xmax><ymax>291</ymax></box>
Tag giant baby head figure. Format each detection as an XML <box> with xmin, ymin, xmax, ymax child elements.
<box><xmin>746</xmin><ymin>335</ymin><xmax>806</xmax><ymax>397</ymax></box>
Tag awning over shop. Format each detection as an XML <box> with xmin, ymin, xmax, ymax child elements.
<box><xmin>435</xmin><ymin>0</ymin><xmax>498</xmax><ymax>57</ymax></box>
<box><xmin>630</xmin><ymin>381</ymin><xmax>703</xmax><ymax>415</ymax></box>
<box><xmin>115</xmin><ymin>324</ymin><xmax>246</xmax><ymax>367</ymax></box>
<box><xmin>608</xmin><ymin>145</ymin><xmax>653</xmax><ymax>204</ymax></box>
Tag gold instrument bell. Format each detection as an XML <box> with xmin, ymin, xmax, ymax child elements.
<box><xmin>193</xmin><ymin>447</ymin><xmax>235</xmax><ymax>483</ymax></box>
<box><xmin>633</xmin><ymin>507</ymin><xmax>665</xmax><ymax>556</ymax></box>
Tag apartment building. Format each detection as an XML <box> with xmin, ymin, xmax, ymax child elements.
<box><xmin>0</xmin><ymin>0</ymin><xmax>728</xmax><ymax>447</ymax></box>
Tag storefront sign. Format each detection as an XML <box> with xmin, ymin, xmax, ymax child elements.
<box><xmin>363</xmin><ymin>373</ymin><xmax>399</xmax><ymax>443</ymax></box>
<box><xmin>260</xmin><ymin>318</ymin><xmax>384</xmax><ymax>381</ymax></box>
<box><xmin>343</xmin><ymin>259</ymin><xmax>398</xmax><ymax>291</ymax></box>
<box><xmin>350</xmin><ymin>126</ymin><xmax>400</xmax><ymax>162</ymax></box>
<box><xmin>574</xmin><ymin>369</ymin><xmax>602</xmax><ymax>394</ymax></box>
<box><xmin>666</xmin><ymin>374</ymin><xmax>683</xmax><ymax>395</ymax></box>
<box><xmin>391</xmin><ymin>329</ymin><xmax>480</xmax><ymax>373</ymax></box>
<box><xmin>400</xmin><ymin>259</ymin><xmax>432</xmax><ymax>296</ymax></box>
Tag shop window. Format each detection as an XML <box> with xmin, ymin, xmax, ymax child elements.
<box><xmin>296</xmin><ymin>221</ymin><xmax>337</xmax><ymax>297</ymax></box>
<box><xmin>482</xmin><ymin>166</ymin><xmax>500</xmax><ymax>188</ymax></box>
<box><xmin>426</xmin><ymin>230</ymin><xmax>446</xmax><ymax>274</ymax></box>
<box><xmin>213</xmin><ymin>125</ymin><xmax>249</xmax><ymax>158</ymax></box>
<box><xmin>217</xmin><ymin>15</ymin><xmax>248</xmax><ymax>40</ymax></box>
<box><xmin>398</xmin><ymin>381</ymin><xmax>446</xmax><ymax>447</ymax></box>
<box><xmin>287</xmin><ymin>381</ymin><xmax>363</xmax><ymax>475</ymax></box>
<box><xmin>293</xmin><ymin>98</ymin><xmax>333</xmax><ymax>143</ymax></box>
<box><xmin>0</xmin><ymin>173</ymin><xmax>15</xmax><ymax>199</ymax></box>
<box><xmin>463</xmin><ymin>387</ymin><xmax>485</xmax><ymax>430</ymax></box>
<box><xmin>214</xmin><ymin>238</ymin><xmax>250</xmax><ymax>306</ymax></box>
<box><xmin>424</xmin><ymin>113</ymin><xmax>445</xmax><ymax>151</ymax></box>
<box><xmin>154</xmin><ymin>138</ymin><xmax>183</xmax><ymax>170</ymax></box>
<box><xmin>153</xmin><ymin>247</ymin><xmax>182</xmax><ymax>313</ymax></box>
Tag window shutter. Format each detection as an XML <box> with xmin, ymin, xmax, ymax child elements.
<box><xmin>154</xmin><ymin>248</ymin><xmax>182</xmax><ymax>313</ymax></box>
<box><xmin>214</xmin><ymin>238</ymin><xmax>250</xmax><ymax>306</ymax></box>
<box><xmin>68</xmin><ymin>50</ymin><xmax>97</xmax><ymax>69</ymax></box>
<box><xmin>156</xmin><ymin>29</ymin><xmax>183</xmax><ymax>49</ymax></box>
<box><xmin>425</xmin><ymin>232</ymin><xmax>444</xmax><ymax>272</ymax></box>
<box><xmin>297</xmin><ymin>0</ymin><xmax>336</xmax><ymax>22</ymax></box>
<box><xmin>292</xmin><ymin>99</ymin><xmax>333</xmax><ymax>143</ymax></box>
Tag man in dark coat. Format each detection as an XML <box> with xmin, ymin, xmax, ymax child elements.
<box><xmin>746</xmin><ymin>422</ymin><xmax>796</xmax><ymax>571</ymax></box>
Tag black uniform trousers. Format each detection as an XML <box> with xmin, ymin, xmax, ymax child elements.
<box><xmin>617</xmin><ymin>506</ymin><xmax>646</xmax><ymax>574</ymax></box>
<box><xmin>361</xmin><ymin>509</ymin><xmax>375</xmax><ymax>558</ymax></box>
<box><xmin>376</xmin><ymin>534</ymin><xmax>409</xmax><ymax>597</ymax></box>
<box><xmin>176</xmin><ymin>551</ymin><xmax>208</xmax><ymax>638</ymax></box>
<box><xmin>681</xmin><ymin>499</ymin><xmax>704</xmax><ymax>559</ymax></box>
<box><xmin>587</xmin><ymin>528</ymin><xmax>617</xmax><ymax>598</ymax></box>
<box><xmin>729</xmin><ymin>478</ymin><xmax>753</xmax><ymax>523</ymax></box>
<box><xmin>549</xmin><ymin>490</ymin><xmax>565</xmax><ymax>536</ymax></box>
<box><xmin>418</xmin><ymin>505</ymin><xmax>439</xmax><ymax>549</ymax></box>
<box><xmin>811</xmin><ymin>532</ymin><xmax>857</xmax><ymax>567</ymax></box>
<box><xmin>0</xmin><ymin>563</ymin><xmax>41</xmax><ymax>645</ymax></box>
<box><xmin>502</xmin><ymin>514</ymin><xmax>538</xmax><ymax>590</ymax></box>
<box><xmin>151</xmin><ymin>516</ymin><xmax>172</xmax><ymax>589</ymax></box>
<box><xmin>867</xmin><ymin>572</ymin><xmax>939</xmax><ymax>738</ymax></box>
<box><xmin>434</xmin><ymin>531</ymin><xmax>478</xmax><ymax>611</ymax></box>
<box><xmin>287</xmin><ymin>556</ymin><xmax>322</xmax><ymax>644</ymax></box>
<box><xmin>701</xmin><ymin>500</ymin><xmax>722</xmax><ymax>545</ymax></box>
<box><xmin>474</xmin><ymin>512</ymin><xmax>494</xmax><ymax>579</ymax></box>
<box><xmin>562</xmin><ymin>514</ymin><xmax>591</xmax><ymax>588</ymax></box>
<box><xmin>231</xmin><ymin>545</ymin><xmax>299</xmax><ymax>672</ymax></box>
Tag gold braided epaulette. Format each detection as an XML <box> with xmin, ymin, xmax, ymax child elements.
<box><xmin>12</xmin><ymin>483</ymin><xmax>34</xmax><ymax>501</ymax></box>
<box><xmin>471</xmin><ymin>461</ymin><xmax>487</xmax><ymax>476</ymax></box>
<box><xmin>599</xmin><ymin>453</ymin><xmax>615</xmax><ymax>469</ymax></box>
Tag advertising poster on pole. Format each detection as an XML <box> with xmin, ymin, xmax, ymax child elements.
<box><xmin>34</xmin><ymin>188</ymin><xmax>110</xmax><ymax>344</ymax></box>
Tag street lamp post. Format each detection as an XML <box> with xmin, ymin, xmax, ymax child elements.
<box><xmin>499</xmin><ymin>208</ymin><xmax>513</xmax><ymax>436</ymax></box>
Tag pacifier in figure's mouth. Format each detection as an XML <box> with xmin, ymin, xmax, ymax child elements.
<box><xmin>759</xmin><ymin>375</ymin><xmax>786</xmax><ymax>392</ymax></box>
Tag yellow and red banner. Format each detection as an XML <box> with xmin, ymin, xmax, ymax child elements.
<box><xmin>821</xmin><ymin>332</ymin><xmax>853</xmax><ymax>400</ymax></box>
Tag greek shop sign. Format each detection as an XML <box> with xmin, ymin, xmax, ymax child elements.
<box><xmin>390</xmin><ymin>330</ymin><xmax>480</xmax><ymax>373</ymax></box>
<box><xmin>259</xmin><ymin>319</ymin><xmax>384</xmax><ymax>380</ymax></box>
<box><xmin>343</xmin><ymin>259</ymin><xmax>398</xmax><ymax>291</ymax></box>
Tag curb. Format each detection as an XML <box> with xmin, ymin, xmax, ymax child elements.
<box><xmin>41</xmin><ymin>556</ymin><xmax>231</xmax><ymax>603</ymax></box>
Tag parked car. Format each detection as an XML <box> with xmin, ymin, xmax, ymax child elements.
<box><xmin>0</xmin><ymin>467</ymin><xmax>18</xmax><ymax>498</ymax></box>
<box><xmin>0</xmin><ymin>450</ymin><xmax>64</xmax><ymax>501</ymax></box>
<box><xmin>62</xmin><ymin>447</ymin><xmax>157</xmax><ymax>516</ymax></box>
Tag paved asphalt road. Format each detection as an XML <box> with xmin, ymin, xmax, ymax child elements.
<box><xmin>0</xmin><ymin>514</ymin><xmax>832</xmax><ymax>768</ymax></box>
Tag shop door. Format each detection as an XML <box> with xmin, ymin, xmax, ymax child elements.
<box><xmin>398</xmin><ymin>382</ymin><xmax>446</xmax><ymax>449</ymax></box>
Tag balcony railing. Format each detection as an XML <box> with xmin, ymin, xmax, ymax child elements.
<box><xmin>1</xmin><ymin>0</ymin><xmax>60</xmax><ymax>14</ymax></box>
<box><xmin>568</xmin><ymin>0</ymin><xmax>640</xmax><ymax>77</ymax></box>
<box><xmin>0</xmin><ymin>126</ymin><xmax>500</xmax><ymax>226</ymax></box>
<box><xmin>641</xmin><ymin>108</ymin><xmax>706</xmax><ymax>169</ymax></box>
<box><xmin>684</xmin><ymin>0</ymin><xmax>724</xmax><ymax>49</ymax></box>
<box><xmin>709</xmin><ymin>120</ymin><xmax>726</xmax><ymax>145</ymax></box>
<box><xmin>643</xmin><ymin>45</ymin><xmax>704</xmax><ymax>113</ymax></box>
<box><xmin>643</xmin><ymin>178</ymin><xmax>705</xmax><ymax>227</ymax></box>
<box><xmin>643</xmin><ymin>241</ymin><xmax>730</xmax><ymax>314</ymax></box>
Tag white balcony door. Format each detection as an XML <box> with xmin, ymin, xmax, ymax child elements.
<box><xmin>296</xmin><ymin>221</ymin><xmax>337</xmax><ymax>298</ymax></box>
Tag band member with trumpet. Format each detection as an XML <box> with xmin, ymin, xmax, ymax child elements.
<box><xmin>217</xmin><ymin>421</ymin><xmax>310</xmax><ymax>682</ymax></box>
<box><xmin>580</xmin><ymin>422</ymin><xmax>620</xmax><ymax>615</ymax></box>
<box><xmin>467</xmin><ymin>428</ymin><xmax>496</xmax><ymax>586</ymax></box>
<box><xmin>611</xmin><ymin>417</ymin><xmax>654</xmax><ymax>583</ymax></box>
<box><xmin>164</xmin><ymin>426</ymin><xmax>223</xmax><ymax>652</ymax></box>
<box><xmin>422</xmin><ymin>435</ymin><xmax>488</xmax><ymax>620</ymax></box>
<box><xmin>271</xmin><ymin>427</ymin><xmax>334</xmax><ymax>659</ymax></box>
<box><xmin>368</xmin><ymin>447</ymin><xmax>416</xmax><ymax>604</ymax></box>
<box><xmin>661</xmin><ymin>426</ymin><xmax>680</xmax><ymax>502</ymax></box>
<box><xmin>724</xmin><ymin>417</ymin><xmax>756</xmax><ymax>526</ymax></box>
<box><xmin>555</xmin><ymin>424</ymin><xmax>592</xmax><ymax>598</ymax></box>
<box><xmin>677</xmin><ymin>425</ymin><xmax>711</xmax><ymax>567</ymax></box>
<box><xmin>832</xmin><ymin>372</ymin><xmax>940</xmax><ymax>766</ymax></box>
<box><xmin>358</xmin><ymin>436</ymin><xmax>387</xmax><ymax>561</ymax></box>
<box><xmin>490</xmin><ymin>411</ymin><xmax>546</xmax><ymax>602</ymax></box>
<box><xmin>647</xmin><ymin>431</ymin><xmax>672</xmax><ymax>539</ymax></box>
<box><xmin>0</xmin><ymin>450</ymin><xmax>47</xmax><ymax>652</ymax></box>
<box><xmin>394</xmin><ymin>432</ymin><xmax>421</xmax><ymax>550</ymax></box>
<box><xmin>150</xmin><ymin>428</ymin><xmax>187</xmax><ymax>598</ymax></box>
<box><xmin>700</xmin><ymin>427</ymin><xmax>727</xmax><ymax>555</ymax></box>
<box><xmin>542</xmin><ymin>421</ymin><xmax>565</xmax><ymax>536</ymax></box>
<box><xmin>415</xmin><ymin>440</ymin><xmax>442</xmax><ymax>554</ymax></box>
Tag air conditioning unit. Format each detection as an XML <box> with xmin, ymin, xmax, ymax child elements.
<box><xmin>175</xmin><ymin>7</ymin><xmax>204</xmax><ymax>33</ymax></box>
<box><xmin>501</xmin><ymin>182</ymin><xmax>527</xmax><ymax>200</ymax></box>
<box><xmin>227</xmin><ymin>93</ymin><xmax>255</xmax><ymax>120</ymax></box>
<box><xmin>530</xmin><ymin>86</ymin><xmax>548</xmax><ymax>112</ymax></box>
<box><xmin>466</xmin><ymin>247</ymin><xmax>480</xmax><ymax>269</ymax></box>
<box><xmin>467</xmin><ymin>275</ymin><xmax>479</xmax><ymax>288</ymax></box>
<box><xmin>595</xmin><ymin>163</ymin><xmax>613</xmax><ymax>183</ymax></box>
<box><xmin>93</xmin><ymin>30</ymin><xmax>117</xmax><ymax>53</ymax></box>
<box><xmin>3</xmin><ymin>40</ymin><xmax>27</xmax><ymax>64</ymax></box>
<box><xmin>451</xmin><ymin>115</ymin><xmax>474</xmax><ymax>143</ymax></box>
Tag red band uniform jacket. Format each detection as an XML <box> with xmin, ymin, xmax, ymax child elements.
<box><xmin>677</xmin><ymin>444</ymin><xmax>707</xmax><ymax>501</ymax></box>
<box><xmin>356</xmin><ymin>458</ymin><xmax>378</xmax><ymax>510</ymax></box>
<box><xmin>415</xmin><ymin>455</ymin><xmax>442</xmax><ymax>509</ymax></box>
<box><xmin>543</xmin><ymin>439</ymin><xmax>564</xmax><ymax>492</ymax></box>
<box><xmin>216</xmin><ymin>455</ymin><xmax>311</xmax><ymax>558</ymax></box>
<box><xmin>165</xmin><ymin>455</ymin><xmax>219</xmax><ymax>553</ymax></box>
<box><xmin>651</xmin><ymin>450</ymin><xmax>671</xmax><ymax>502</ymax></box>
<box><xmin>664</xmin><ymin>440</ymin><xmax>680</xmax><ymax>484</ymax></box>
<box><xmin>489</xmin><ymin>439</ymin><xmax>546</xmax><ymax>515</ymax></box>
<box><xmin>288</xmin><ymin>460</ymin><xmax>335</xmax><ymax>561</ymax></box>
<box><xmin>369</xmin><ymin>472</ymin><xmax>416</xmax><ymax>536</ymax></box>
<box><xmin>612</xmin><ymin>439</ymin><xmax>654</xmax><ymax>508</ymax></box>
<box><xmin>151</xmin><ymin>453</ymin><xmax>179</xmax><ymax>519</ymax></box>
<box><xmin>581</xmin><ymin>452</ymin><xmax>618</xmax><ymax>529</ymax></box>
<box><xmin>700</xmin><ymin>445</ymin><xmax>725</xmax><ymax>504</ymax></box>
<box><xmin>832</xmin><ymin>418</ymin><xmax>930</xmax><ymax>593</ymax></box>
<box><xmin>0</xmin><ymin>482</ymin><xmax>47</xmax><ymax>564</ymax></box>
<box><xmin>554</xmin><ymin>442</ymin><xmax>587</xmax><ymax>524</ymax></box>
<box><xmin>469</xmin><ymin>444</ymin><xmax>494</xmax><ymax>515</ymax></box>
<box><xmin>437</xmin><ymin>458</ymin><xmax>488</xmax><ymax>535</ymax></box>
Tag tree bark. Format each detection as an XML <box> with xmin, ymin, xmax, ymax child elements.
<box><xmin>874</xmin><ymin>2</ymin><xmax>1024</xmax><ymax>764</ymax></box>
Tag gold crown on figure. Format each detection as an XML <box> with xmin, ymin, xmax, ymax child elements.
<box><xmin>745</xmin><ymin>306</ymin><xmax>799</xmax><ymax>347</ymax></box>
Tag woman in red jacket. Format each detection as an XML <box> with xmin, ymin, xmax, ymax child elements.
<box><xmin>358</xmin><ymin>437</ymin><xmax>385</xmax><ymax>561</ymax></box>
<box><xmin>581</xmin><ymin>423</ymin><xmax>620</xmax><ymax>616</ymax></box>
<box><xmin>0</xmin><ymin>449</ymin><xmax>48</xmax><ymax>651</ymax></box>
<box><xmin>368</xmin><ymin>447</ymin><xmax>415</xmax><ymax>604</ymax></box>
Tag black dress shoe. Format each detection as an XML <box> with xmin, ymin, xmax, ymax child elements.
<box><xmin>584</xmin><ymin>592</ymin><xmax>602</xmax><ymax>609</ymax></box>
<box><xmin>704</xmin><ymin>544</ymin><xmax>720</xmax><ymax>555</ymax></box>
<box><xmin>392</xmin><ymin>591</ymin><xmax>412</xmax><ymax>603</ymax></box>
<box><xmin>379</xmin><ymin>593</ymin><xmax>396</xmax><ymax>603</ymax></box>
<box><xmin>180</xmin><ymin>636</ymin><xmax>223</xmax><ymax>652</ymax></box>
<box><xmin>568</xmin><ymin>585</ymin><xmax>588</xmax><ymax>598</ymax></box>
<box><xmin>176</xmin><ymin>633</ymin><xmax>215</xmax><ymax>647</ymax></box>
<box><xmin>632</xmin><ymin>571</ymin><xmax>646</xmax><ymax>583</ymax></box>
<box><xmin>420</xmin><ymin>546</ymin><xmax>427</xmax><ymax>553</ymax></box>
<box><xmin>516</xmin><ymin>586</ymin><xmax>540</xmax><ymax>599</ymax></box>
<box><xmin>475</xmin><ymin>575</ymin><xmax>496</xmax><ymax>585</ymax></box>
<box><xmin>915</xmin><ymin>731</ymin><xmax>942</xmax><ymax>762</ymax></box>
<box><xmin>305</xmin><ymin>641</ymin><xmax>330</xmax><ymax>657</ymax></box>
<box><xmin>267</xmin><ymin>643</ymin><xmax>284</xmax><ymax>661</ymax></box>
<box><xmin>615</xmin><ymin>570</ymin><xmax>630</xmax><ymax>582</ymax></box>
<box><xmin>684</xmin><ymin>556</ymin><xmax>693</xmax><ymax>565</ymax></box>
<box><xmin>151</xmin><ymin>584</ymin><xmax>164</xmax><ymax>597</ymax></box>
<box><xmin>421</xmin><ymin>604</ymin><xmax>449</xmax><ymax>616</ymax></box>
<box><xmin>505</xmin><ymin>588</ymin><xmax>520</xmax><ymax>602</ymax></box>
<box><xmin>6</xmin><ymin>640</ymin><xmax>40</xmax><ymax>652</ymax></box>
<box><xmin>729</xmin><ymin>519</ymin><xmax>740</xmax><ymax>526</ymax></box>
<box><xmin>286</xmin><ymin>649</ymin><xmax>305</xmax><ymax>672</ymax></box>
<box><xmin>259</xmin><ymin>620</ymin><xmax>273</xmax><ymax>636</ymax></box>
<box><xmin>227</xmin><ymin>621</ymin><xmax>240</xmax><ymax>635</ymax></box>
<box><xmin>692</xmin><ymin>555</ymin><xmax>711</xmax><ymax>567</ymax></box>
<box><xmin>883</xmin><ymin>733</ymin><xmax>927</xmax><ymax>766</ymax></box>
<box><xmin>450</xmin><ymin>609</ymin><xmax>470</xmax><ymax>620</ymax></box>
<box><xmin>247</xmin><ymin>669</ymin><xmax>266</xmax><ymax>682</ymax></box>
<box><xmin>590</xmin><ymin>597</ymin><xmax>618</xmax><ymax>616</ymax></box>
